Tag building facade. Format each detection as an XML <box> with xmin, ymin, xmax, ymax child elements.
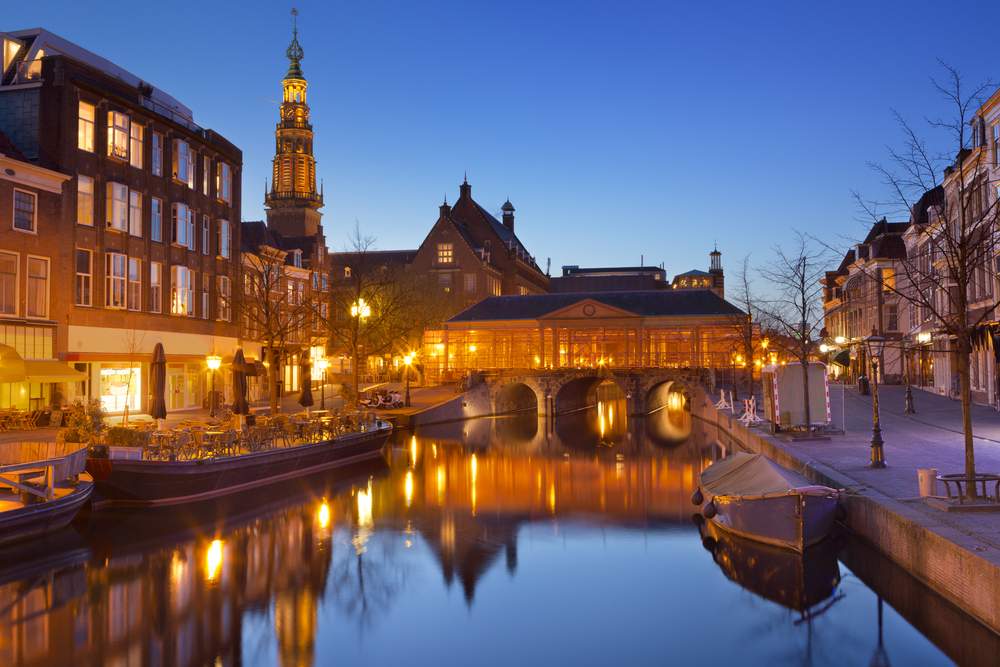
<box><xmin>0</xmin><ymin>28</ymin><xmax>242</xmax><ymax>413</ymax></box>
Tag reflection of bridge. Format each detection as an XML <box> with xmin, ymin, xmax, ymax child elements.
<box><xmin>482</xmin><ymin>368</ymin><xmax>708</xmax><ymax>417</ymax></box>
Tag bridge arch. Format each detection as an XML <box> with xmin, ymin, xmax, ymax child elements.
<box><xmin>494</xmin><ymin>381</ymin><xmax>541</xmax><ymax>415</ymax></box>
<box><xmin>553</xmin><ymin>375</ymin><xmax>626</xmax><ymax>416</ymax></box>
<box><xmin>643</xmin><ymin>379</ymin><xmax>692</xmax><ymax>444</ymax></box>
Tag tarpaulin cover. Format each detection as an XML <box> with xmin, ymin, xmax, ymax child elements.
<box><xmin>701</xmin><ymin>452</ymin><xmax>831</xmax><ymax>500</ymax></box>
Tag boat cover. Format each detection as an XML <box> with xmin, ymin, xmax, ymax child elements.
<box><xmin>701</xmin><ymin>452</ymin><xmax>835</xmax><ymax>500</ymax></box>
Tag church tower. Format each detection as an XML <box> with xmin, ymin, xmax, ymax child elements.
<box><xmin>265</xmin><ymin>9</ymin><xmax>323</xmax><ymax>237</ymax></box>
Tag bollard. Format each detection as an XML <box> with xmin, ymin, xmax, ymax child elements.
<box><xmin>917</xmin><ymin>468</ymin><xmax>938</xmax><ymax>498</ymax></box>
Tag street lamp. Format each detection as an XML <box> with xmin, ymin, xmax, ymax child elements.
<box><xmin>206</xmin><ymin>355</ymin><xmax>222</xmax><ymax>418</ymax></box>
<box><xmin>864</xmin><ymin>330</ymin><xmax>887</xmax><ymax>468</ymax></box>
<box><xmin>351</xmin><ymin>298</ymin><xmax>371</xmax><ymax>320</ymax></box>
<box><xmin>315</xmin><ymin>357</ymin><xmax>329</xmax><ymax>410</ymax></box>
<box><xmin>351</xmin><ymin>298</ymin><xmax>371</xmax><ymax>408</ymax></box>
<box><xmin>403</xmin><ymin>352</ymin><xmax>415</xmax><ymax>407</ymax></box>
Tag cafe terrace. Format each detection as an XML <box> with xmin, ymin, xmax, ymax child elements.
<box><xmin>421</xmin><ymin>290</ymin><xmax>746</xmax><ymax>383</ymax></box>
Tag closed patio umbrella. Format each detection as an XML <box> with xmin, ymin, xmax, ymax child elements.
<box><xmin>298</xmin><ymin>358</ymin><xmax>314</xmax><ymax>409</ymax></box>
<box><xmin>151</xmin><ymin>343</ymin><xmax>167</xmax><ymax>429</ymax></box>
<box><xmin>232</xmin><ymin>349</ymin><xmax>250</xmax><ymax>418</ymax></box>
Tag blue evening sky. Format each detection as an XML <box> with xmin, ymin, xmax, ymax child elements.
<box><xmin>6</xmin><ymin>1</ymin><xmax>999</xmax><ymax>278</ymax></box>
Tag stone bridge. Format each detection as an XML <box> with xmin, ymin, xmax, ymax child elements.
<box><xmin>481</xmin><ymin>368</ymin><xmax>709</xmax><ymax>418</ymax></box>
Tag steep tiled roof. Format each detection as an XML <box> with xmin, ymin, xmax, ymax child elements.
<box><xmin>449</xmin><ymin>290</ymin><xmax>744</xmax><ymax>322</ymax></box>
<box><xmin>446</xmin><ymin>183</ymin><xmax>543</xmax><ymax>274</ymax></box>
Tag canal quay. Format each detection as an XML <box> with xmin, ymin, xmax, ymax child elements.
<box><xmin>0</xmin><ymin>392</ymin><xmax>988</xmax><ymax>666</ymax></box>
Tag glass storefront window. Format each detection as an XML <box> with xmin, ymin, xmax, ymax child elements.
<box><xmin>99</xmin><ymin>364</ymin><xmax>142</xmax><ymax>413</ymax></box>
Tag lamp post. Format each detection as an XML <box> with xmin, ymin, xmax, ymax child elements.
<box><xmin>206</xmin><ymin>355</ymin><xmax>222</xmax><ymax>418</ymax></box>
<box><xmin>403</xmin><ymin>352</ymin><xmax>415</xmax><ymax>407</ymax></box>
<box><xmin>351</xmin><ymin>298</ymin><xmax>371</xmax><ymax>408</ymax></box>
<box><xmin>864</xmin><ymin>331</ymin><xmax>887</xmax><ymax>468</ymax></box>
<box><xmin>315</xmin><ymin>357</ymin><xmax>329</xmax><ymax>410</ymax></box>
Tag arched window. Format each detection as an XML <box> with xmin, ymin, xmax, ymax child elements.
<box><xmin>344</xmin><ymin>267</ymin><xmax>352</xmax><ymax>278</ymax></box>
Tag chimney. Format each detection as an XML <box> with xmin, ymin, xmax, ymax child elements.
<box><xmin>459</xmin><ymin>174</ymin><xmax>471</xmax><ymax>200</ymax></box>
<box><xmin>439</xmin><ymin>196</ymin><xmax>451</xmax><ymax>218</ymax></box>
<box><xmin>501</xmin><ymin>199</ymin><xmax>515</xmax><ymax>231</ymax></box>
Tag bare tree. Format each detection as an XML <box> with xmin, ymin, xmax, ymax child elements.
<box><xmin>324</xmin><ymin>224</ymin><xmax>448</xmax><ymax>406</ymax></box>
<box><xmin>726</xmin><ymin>255</ymin><xmax>760</xmax><ymax>401</ymax></box>
<box><xmin>120</xmin><ymin>328</ymin><xmax>145</xmax><ymax>425</ymax></box>
<box><xmin>759</xmin><ymin>232</ymin><xmax>830</xmax><ymax>433</ymax></box>
<box><xmin>854</xmin><ymin>63</ymin><xmax>1000</xmax><ymax>495</ymax></box>
<box><xmin>238</xmin><ymin>248</ymin><xmax>314</xmax><ymax>414</ymax></box>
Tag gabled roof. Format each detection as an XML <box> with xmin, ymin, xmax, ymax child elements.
<box><xmin>445</xmin><ymin>181</ymin><xmax>543</xmax><ymax>274</ymax></box>
<box><xmin>448</xmin><ymin>290</ymin><xmax>744</xmax><ymax>322</ymax></box>
<box><xmin>674</xmin><ymin>269</ymin><xmax>710</xmax><ymax>278</ymax></box>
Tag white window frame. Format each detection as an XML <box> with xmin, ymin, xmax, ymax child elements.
<box><xmin>170</xmin><ymin>265</ymin><xmax>194</xmax><ymax>317</ymax></box>
<box><xmin>202</xmin><ymin>155</ymin><xmax>210</xmax><ymax>195</ymax></box>
<box><xmin>75</xmin><ymin>248</ymin><xmax>92</xmax><ymax>307</ymax></box>
<box><xmin>105</xmin><ymin>252</ymin><xmax>127</xmax><ymax>309</ymax></box>
<box><xmin>217</xmin><ymin>162</ymin><xmax>232</xmax><ymax>204</ymax></box>
<box><xmin>129</xmin><ymin>122</ymin><xmax>144</xmax><ymax>169</ymax></box>
<box><xmin>76</xmin><ymin>174</ymin><xmax>94</xmax><ymax>226</ymax></box>
<box><xmin>12</xmin><ymin>188</ymin><xmax>37</xmax><ymax>234</ymax></box>
<box><xmin>106</xmin><ymin>182</ymin><xmax>128</xmax><ymax>232</ymax></box>
<box><xmin>151</xmin><ymin>197</ymin><xmax>163</xmax><ymax>242</ymax></box>
<box><xmin>201</xmin><ymin>272</ymin><xmax>209</xmax><ymax>319</ymax></box>
<box><xmin>173</xmin><ymin>138</ymin><xmax>195</xmax><ymax>189</ymax></box>
<box><xmin>152</xmin><ymin>132</ymin><xmax>163</xmax><ymax>176</ymax></box>
<box><xmin>0</xmin><ymin>251</ymin><xmax>17</xmax><ymax>316</ymax></box>
<box><xmin>128</xmin><ymin>190</ymin><xmax>143</xmax><ymax>237</ymax></box>
<box><xmin>202</xmin><ymin>215</ymin><xmax>210</xmax><ymax>256</ymax></box>
<box><xmin>218</xmin><ymin>219</ymin><xmax>231</xmax><ymax>259</ymax></box>
<box><xmin>217</xmin><ymin>274</ymin><xmax>231</xmax><ymax>322</ymax></box>
<box><xmin>107</xmin><ymin>110</ymin><xmax>130</xmax><ymax>161</ymax></box>
<box><xmin>25</xmin><ymin>255</ymin><xmax>48</xmax><ymax>319</ymax></box>
<box><xmin>171</xmin><ymin>202</ymin><xmax>191</xmax><ymax>247</ymax></box>
<box><xmin>150</xmin><ymin>262</ymin><xmax>162</xmax><ymax>313</ymax></box>
<box><xmin>127</xmin><ymin>257</ymin><xmax>142</xmax><ymax>311</ymax></box>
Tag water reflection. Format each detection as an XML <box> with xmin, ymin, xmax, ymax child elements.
<box><xmin>0</xmin><ymin>402</ymin><xmax>974</xmax><ymax>666</ymax></box>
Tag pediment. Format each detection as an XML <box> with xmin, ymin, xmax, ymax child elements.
<box><xmin>541</xmin><ymin>298</ymin><xmax>638</xmax><ymax>320</ymax></box>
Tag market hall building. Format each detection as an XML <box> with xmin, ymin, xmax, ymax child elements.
<box><xmin>421</xmin><ymin>289</ymin><xmax>745</xmax><ymax>384</ymax></box>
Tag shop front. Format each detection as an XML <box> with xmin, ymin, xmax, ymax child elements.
<box><xmin>0</xmin><ymin>323</ymin><xmax>86</xmax><ymax>410</ymax></box>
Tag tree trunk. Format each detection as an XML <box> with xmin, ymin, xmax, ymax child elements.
<box><xmin>268</xmin><ymin>349</ymin><xmax>280</xmax><ymax>415</ymax></box>
<box><xmin>352</xmin><ymin>343</ymin><xmax>360</xmax><ymax>410</ymax></box>
<box><xmin>801</xmin><ymin>357</ymin><xmax>812</xmax><ymax>434</ymax></box>
<box><xmin>957</xmin><ymin>337</ymin><xmax>977</xmax><ymax>499</ymax></box>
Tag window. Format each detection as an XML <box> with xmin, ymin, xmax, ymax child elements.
<box><xmin>202</xmin><ymin>215</ymin><xmax>210</xmax><ymax>255</ymax></box>
<box><xmin>488</xmin><ymin>275</ymin><xmax>501</xmax><ymax>296</ymax></box>
<box><xmin>438</xmin><ymin>272</ymin><xmax>452</xmax><ymax>293</ymax></box>
<box><xmin>188</xmin><ymin>210</ymin><xmax>196</xmax><ymax>250</ymax></box>
<box><xmin>464</xmin><ymin>273</ymin><xmax>476</xmax><ymax>293</ymax></box>
<box><xmin>128</xmin><ymin>190</ymin><xmax>143</xmax><ymax>237</ymax></box>
<box><xmin>218</xmin><ymin>220</ymin><xmax>231</xmax><ymax>259</ymax></box>
<box><xmin>26</xmin><ymin>257</ymin><xmax>47</xmax><ymax>318</ymax></box>
<box><xmin>107</xmin><ymin>111</ymin><xmax>130</xmax><ymax>160</ymax></box>
<box><xmin>201</xmin><ymin>273</ymin><xmax>209</xmax><ymax>319</ymax></box>
<box><xmin>129</xmin><ymin>122</ymin><xmax>143</xmax><ymax>169</ymax></box>
<box><xmin>75</xmin><ymin>249</ymin><xmax>92</xmax><ymax>306</ymax></box>
<box><xmin>127</xmin><ymin>258</ymin><xmax>141</xmax><ymax>311</ymax></box>
<box><xmin>217</xmin><ymin>162</ymin><xmax>232</xmax><ymax>204</ymax></box>
<box><xmin>994</xmin><ymin>124</ymin><xmax>1000</xmax><ymax>167</ymax></box>
<box><xmin>437</xmin><ymin>243</ymin><xmax>454</xmax><ymax>264</ymax></box>
<box><xmin>173</xmin><ymin>139</ymin><xmax>194</xmax><ymax>188</ymax></box>
<box><xmin>170</xmin><ymin>265</ymin><xmax>194</xmax><ymax>316</ymax></box>
<box><xmin>0</xmin><ymin>252</ymin><xmax>15</xmax><ymax>315</ymax></box>
<box><xmin>344</xmin><ymin>266</ymin><xmax>351</xmax><ymax>278</ymax></box>
<box><xmin>518</xmin><ymin>286</ymin><xmax>529</xmax><ymax>296</ymax></box>
<box><xmin>106</xmin><ymin>182</ymin><xmax>128</xmax><ymax>231</ymax></box>
<box><xmin>152</xmin><ymin>132</ymin><xmax>163</xmax><ymax>176</ymax></box>
<box><xmin>150</xmin><ymin>262</ymin><xmax>162</xmax><ymax>313</ymax></box>
<box><xmin>105</xmin><ymin>253</ymin><xmax>126</xmax><ymax>309</ymax></box>
<box><xmin>76</xmin><ymin>175</ymin><xmax>94</xmax><ymax>226</ymax></box>
<box><xmin>202</xmin><ymin>155</ymin><xmax>210</xmax><ymax>195</ymax></box>
<box><xmin>151</xmin><ymin>197</ymin><xmax>162</xmax><ymax>242</ymax></box>
<box><xmin>78</xmin><ymin>101</ymin><xmax>95</xmax><ymax>152</ymax></box>
<box><xmin>171</xmin><ymin>203</ymin><xmax>191</xmax><ymax>247</ymax></box>
<box><xmin>886</xmin><ymin>303</ymin><xmax>898</xmax><ymax>331</ymax></box>
<box><xmin>13</xmin><ymin>189</ymin><xmax>36</xmax><ymax>232</ymax></box>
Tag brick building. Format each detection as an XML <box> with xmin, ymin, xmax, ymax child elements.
<box><xmin>0</xmin><ymin>28</ymin><xmax>242</xmax><ymax>413</ymax></box>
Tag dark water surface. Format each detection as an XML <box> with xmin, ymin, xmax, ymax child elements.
<box><xmin>0</xmin><ymin>399</ymin><xmax>994</xmax><ymax>666</ymax></box>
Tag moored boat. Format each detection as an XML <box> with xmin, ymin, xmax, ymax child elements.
<box><xmin>87</xmin><ymin>421</ymin><xmax>392</xmax><ymax>509</ymax></box>
<box><xmin>692</xmin><ymin>452</ymin><xmax>840</xmax><ymax>552</ymax></box>
<box><xmin>0</xmin><ymin>442</ymin><xmax>94</xmax><ymax>546</ymax></box>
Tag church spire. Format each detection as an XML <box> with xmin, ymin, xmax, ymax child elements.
<box><xmin>285</xmin><ymin>8</ymin><xmax>305</xmax><ymax>79</ymax></box>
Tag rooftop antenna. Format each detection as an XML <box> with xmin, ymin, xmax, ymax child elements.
<box><xmin>546</xmin><ymin>257</ymin><xmax>551</xmax><ymax>276</ymax></box>
<box><xmin>641</xmin><ymin>254</ymin><xmax>644</xmax><ymax>266</ymax></box>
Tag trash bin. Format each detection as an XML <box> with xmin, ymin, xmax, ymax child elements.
<box><xmin>918</xmin><ymin>468</ymin><xmax>938</xmax><ymax>497</ymax></box>
<box><xmin>858</xmin><ymin>375</ymin><xmax>870</xmax><ymax>395</ymax></box>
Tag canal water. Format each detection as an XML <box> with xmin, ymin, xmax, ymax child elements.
<box><xmin>0</xmin><ymin>396</ymin><xmax>993</xmax><ymax>666</ymax></box>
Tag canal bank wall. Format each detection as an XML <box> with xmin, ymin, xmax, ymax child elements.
<box><xmin>691</xmin><ymin>389</ymin><xmax>1000</xmax><ymax>637</ymax></box>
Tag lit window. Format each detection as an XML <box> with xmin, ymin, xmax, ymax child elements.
<box><xmin>437</xmin><ymin>243</ymin><xmax>453</xmax><ymax>264</ymax></box>
<box><xmin>151</xmin><ymin>197</ymin><xmax>163</xmax><ymax>242</ymax></box>
<box><xmin>78</xmin><ymin>101</ymin><xmax>95</xmax><ymax>152</ymax></box>
<box><xmin>171</xmin><ymin>203</ymin><xmax>191</xmax><ymax>247</ymax></box>
<box><xmin>218</xmin><ymin>220</ymin><xmax>231</xmax><ymax>259</ymax></box>
<box><xmin>217</xmin><ymin>162</ymin><xmax>232</xmax><ymax>204</ymax></box>
<box><xmin>128</xmin><ymin>190</ymin><xmax>143</xmax><ymax>237</ymax></box>
<box><xmin>107</xmin><ymin>111</ymin><xmax>130</xmax><ymax>160</ymax></box>
<box><xmin>76</xmin><ymin>249</ymin><xmax>92</xmax><ymax>307</ymax></box>
<box><xmin>76</xmin><ymin>175</ymin><xmax>93</xmax><ymax>226</ymax></box>
<box><xmin>105</xmin><ymin>253</ymin><xmax>127</xmax><ymax>309</ymax></box>
<box><xmin>152</xmin><ymin>132</ymin><xmax>163</xmax><ymax>176</ymax></box>
<box><xmin>344</xmin><ymin>267</ymin><xmax>352</xmax><ymax>278</ymax></box>
<box><xmin>173</xmin><ymin>139</ymin><xmax>194</xmax><ymax>188</ymax></box>
<box><xmin>26</xmin><ymin>257</ymin><xmax>48</xmax><ymax>318</ymax></box>
<box><xmin>150</xmin><ymin>262</ymin><xmax>162</xmax><ymax>313</ymax></box>
<box><xmin>0</xmin><ymin>252</ymin><xmax>16</xmax><ymax>315</ymax></box>
<box><xmin>217</xmin><ymin>275</ymin><xmax>231</xmax><ymax>321</ymax></box>
<box><xmin>127</xmin><ymin>257</ymin><xmax>141</xmax><ymax>311</ymax></box>
<box><xmin>129</xmin><ymin>122</ymin><xmax>143</xmax><ymax>169</ymax></box>
<box><xmin>170</xmin><ymin>265</ymin><xmax>194</xmax><ymax>316</ymax></box>
<box><xmin>106</xmin><ymin>182</ymin><xmax>128</xmax><ymax>232</ymax></box>
<box><xmin>13</xmin><ymin>189</ymin><xmax>36</xmax><ymax>232</ymax></box>
<box><xmin>202</xmin><ymin>155</ymin><xmax>210</xmax><ymax>195</ymax></box>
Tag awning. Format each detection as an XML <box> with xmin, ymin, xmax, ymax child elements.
<box><xmin>0</xmin><ymin>345</ymin><xmax>26</xmax><ymax>382</ymax></box>
<box><xmin>24</xmin><ymin>360</ymin><xmax>87</xmax><ymax>383</ymax></box>
<box><xmin>831</xmin><ymin>350</ymin><xmax>851</xmax><ymax>367</ymax></box>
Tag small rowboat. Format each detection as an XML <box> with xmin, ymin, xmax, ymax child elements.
<box><xmin>692</xmin><ymin>452</ymin><xmax>840</xmax><ymax>552</ymax></box>
<box><xmin>87</xmin><ymin>421</ymin><xmax>392</xmax><ymax>509</ymax></box>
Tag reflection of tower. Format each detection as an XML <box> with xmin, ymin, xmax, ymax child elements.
<box><xmin>275</xmin><ymin>589</ymin><xmax>317</xmax><ymax>667</ymax></box>
<box><xmin>265</xmin><ymin>8</ymin><xmax>324</xmax><ymax>237</ymax></box>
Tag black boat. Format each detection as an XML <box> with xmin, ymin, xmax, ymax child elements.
<box><xmin>87</xmin><ymin>421</ymin><xmax>392</xmax><ymax>509</ymax></box>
